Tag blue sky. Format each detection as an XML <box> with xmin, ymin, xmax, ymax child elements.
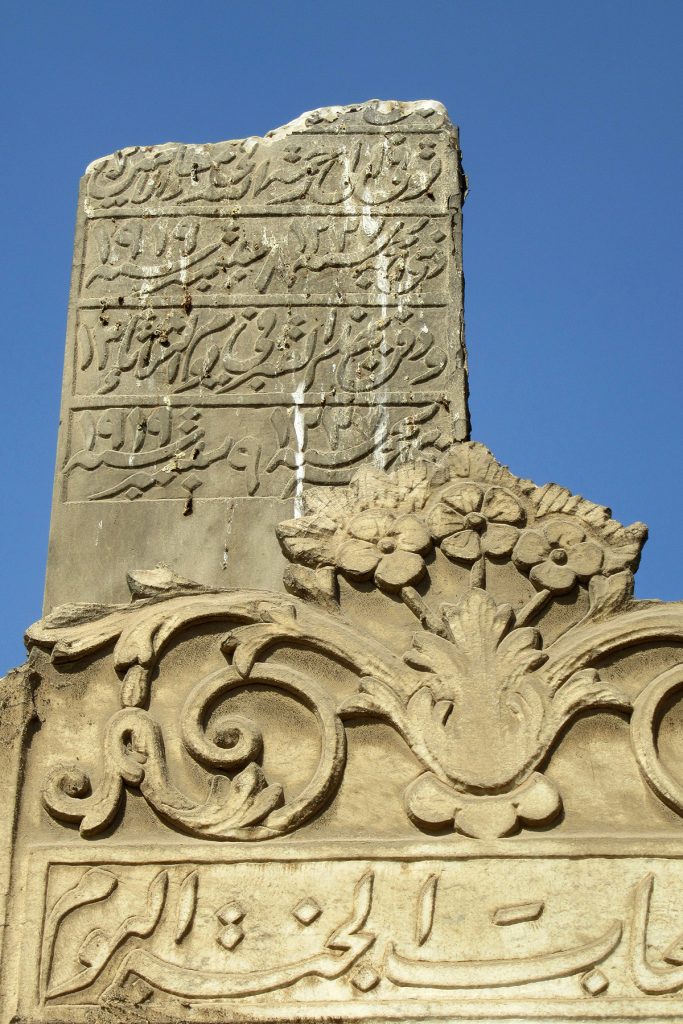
<box><xmin>0</xmin><ymin>0</ymin><xmax>681</xmax><ymax>672</ymax></box>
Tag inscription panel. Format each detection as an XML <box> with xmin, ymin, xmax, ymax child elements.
<box><xmin>80</xmin><ymin>214</ymin><xmax>450</xmax><ymax>301</ymax></box>
<box><xmin>21</xmin><ymin>844</ymin><xmax>683</xmax><ymax>1020</ymax></box>
<box><xmin>62</xmin><ymin>401</ymin><xmax>448</xmax><ymax>501</ymax></box>
<box><xmin>45</xmin><ymin>100</ymin><xmax>467</xmax><ymax>606</ymax></box>
<box><xmin>73</xmin><ymin>306</ymin><xmax>451</xmax><ymax>398</ymax></box>
<box><xmin>81</xmin><ymin>99</ymin><xmax>456</xmax><ymax>216</ymax></box>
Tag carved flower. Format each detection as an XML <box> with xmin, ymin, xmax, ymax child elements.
<box><xmin>428</xmin><ymin>484</ymin><xmax>524</xmax><ymax>562</ymax></box>
<box><xmin>337</xmin><ymin>511</ymin><xmax>431</xmax><ymax>592</ymax></box>
<box><xmin>277</xmin><ymin>463</ymin><xmax>431</xmax><ymax>573</ymax></box>
<box><xmin>513</xmin><ymin>522</ymin><xmax>604</xmax><ymax>593</ymax></box>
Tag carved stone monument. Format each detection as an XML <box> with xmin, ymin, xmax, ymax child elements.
<box><xmin>45</xmin><ymin>98</ymin><xmax>467</xmax><ymax>608</ymax></box>
<box><xmin>3</xmin><ymin>100</ymin><xmax>683</xmax><ymax>1024</ymax></box>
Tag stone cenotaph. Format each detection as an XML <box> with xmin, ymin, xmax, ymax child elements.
<box><xmin>2</xmin><ymin>101</ymin><xmax>683</xmax><ymax>1024</ymax></box>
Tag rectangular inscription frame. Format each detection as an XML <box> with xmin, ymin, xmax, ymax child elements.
<box><xmin>18</xmin><ymin>837</ymin><xmax>683</xmax><ymax>1023</ymax></box>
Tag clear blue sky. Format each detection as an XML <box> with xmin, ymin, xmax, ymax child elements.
<box><xmin>0</xmin><ymin>1</ymin><xmax>681</xmax><ymax>673</ymax></box>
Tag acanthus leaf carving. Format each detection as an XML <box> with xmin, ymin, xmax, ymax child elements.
<box><xmin>27</xmin><ymin>443</ymin><xmax>683</xmax><ymax>842</ymax></box>
<box><xmin>41</xmin><ymin>663</ymin><xmax>345</xmax><ymax>842</ymax></box>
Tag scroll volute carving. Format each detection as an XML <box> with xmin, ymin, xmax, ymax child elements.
<box><xmin>275</xmin><ymin>442</ymin><xmax>651</xmax><ymax>838</ymax></box>
<box><xmin>27</xmin><ymin>443</ymin><xmax>683</xmax><ymax>841</ymax></box>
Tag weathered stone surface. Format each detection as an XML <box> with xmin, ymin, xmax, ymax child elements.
<box><xmin>45</xmin><ymin>100</ymin><xmax>468</xmax><ymax>610</ymax></box>
<box><xmin>9</xmin><ymin>435</ymin><xmax>683</xmax><ymax>1021</ymax></box>
<box><xmin>5</xmin><ymin>101</ymin><xmax>683</xmax><ymax>1024</ymax></box>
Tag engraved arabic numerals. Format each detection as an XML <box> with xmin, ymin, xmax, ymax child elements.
<box><xmin>64</xmin><ymin>407</ymin><xmax>203</xmax><ymax>501</ymax></box>
<box><xmin>86</xmin><ymin>218</ymin><xmax>232</xmax><ymax>297</ymax></box>
<box><xmin>65</xmin><ymin>405</ymin><xmax>265</xmax><ymax>500</ymax></box>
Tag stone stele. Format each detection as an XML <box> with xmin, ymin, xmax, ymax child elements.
<box><xmin>2</xmin><ymin>102</ymin><xmax>683</xmax><ymax>1024</ymax></box>
<box><xmin>44</xmin><ymin>98</ymin><xmax>467</xmax><ymax>610</ymax></box>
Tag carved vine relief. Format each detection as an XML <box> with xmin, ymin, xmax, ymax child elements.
<box><xmin>27</xmin><ymin>443</ymin><xmax>683</xmax><ymax>841</ymax></box>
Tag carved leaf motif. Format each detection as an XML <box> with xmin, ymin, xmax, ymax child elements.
<box><xmin>407</xmin><ymin>597</ymin><xmax>545</xmax><ymax>694</ymax></box>
<box><xmin>405</xmin><ymin>772</ymin><xmax>459</xmax><ymax>826</ymax></box>
<box><xmin>26</xmin><ymin>422</ymin><xmax>681</xmax><ymax>847</ymax></box>
<box><xmin>283</xmin><ymin>564</ymin><xmax>339</xmax><ymax>610</ymax></box>
<box><xmin>583</xmin><ymin>570</ymin><xmax>634</xmax><ymax>623</ymax></box>
<box><xmin>454</xmin><ymin>797</ymin><xmax>520</xmax><ymax>840</ymax></box>
<box><xmin>43</xmin><ymin>659</ymin><xmax>350</xmax><ymax>842</ymax></box>
<box><xmin>276</xmin><ymin>515</ymin><xmax>339</xmax><ymax>568</ymax></box>
<box><xmin>546</xmin><ymin>669</ymin><xmax>631</xmax><ymax>732</ymax></box>
<box><xmin>42</xmin><ymin>708</ymin><xmax>284</xmax><ymax>838</ymax></box>
<box><xmin>120</xmin><ymin>664</ymin><xmax>149</xmax><ymax>708</ymax></box>
<box><xmin>35</xmin><ymin>602</ymin><xmax>120</xmax><ymax>629</ymax></box>
<box><xmin>223</xmin><ymin>604</ymin><xmax>297</xmax><ymax>678</ymax></box>
<box><xmin>210</xmin><ymin>763</ymin><xmax>284</xmax><ymax>828</ymax></box>
<box><xmin>405</xmin><ymin>771</ymin><xmax>561</xmax><ymax>839</ymax></box>
<box><xmin>341</xmin><ymin>677</ymin><xmax>450</xmax><ymax>783</ymax></box>
<box><xmin>403</xmin><ymin>590</ymin><xmax>548</xmax><ymax>790</ymax></box>
<box><xmin>129</xmin><ymin>567</ymin><xmax>213</xmax><ymax>602</ymax></box>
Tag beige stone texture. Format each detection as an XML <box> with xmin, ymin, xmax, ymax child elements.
<box><xmin>3</xmin><ymin>102</ymin><xmax>683</xmax><ymax>1024</ymax></box>
<box><xmin>44</xmin><ymin>99</ymin><xmax>468</xmax><ymax>610</ymax></box>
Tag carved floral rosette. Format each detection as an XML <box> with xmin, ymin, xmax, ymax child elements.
<box><xmin>25</xmin><ymin>441</ymin><xmax>683</xmax><ymax>846</ymax></box>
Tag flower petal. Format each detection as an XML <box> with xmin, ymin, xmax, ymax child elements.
<box><xmin>276</xmin><ymin>517</ymin><xmax>337</xmax><ymax>567</ymax></box>
<box><xmin>566</xmin><ymin>540</ymin><xmax>604</xmax><ymax>578</ymax></box>
<box><xmin>393</xmin><ymin>514</ymin><xmax>432</xmax><ymax>553</ymax></box>
<box><xmin>374</xmin><ymin>551</ymin><xmax>425</xmax><ymax>591</ymax></box>
<box><xmin>482</xmin><ymin>523</ymin><xmax>519</xmax><ymax>557</ymax></box>
<box><xmin>530</xmin><ymin>560</ymin><xmax>577</xmax><ymax>594</ymax></box>
<box><xmin>513</xmin><ymin>530</ymin><xmax>550</xmax><ymax>569</ymax></box>
<box><xmin>347</xmin><ymin>510</ymin><xmax>394</xmax><ymax>543</ymax></box>
<box><xmin>440</xmin><ymin>483</ymin><xmax>483</xmax><ymax>516</ymax></box>
<box><xmin>441</xmin><ymin>529</ymin><xmax>481</xmax><ymax>563</ymax></box>
<box><xmin>455</xmin><ymin>799</ymin><xmax>518</xmax><ymax>839</ymax></box>
<box><xmin>543</xmin><ymin>519</ymin><xmax>585</xmax><ymax>547</ymax></box>
<box><xmin>405</xmin><ymin>772</ymin><xmax>456</xmax><ymax>827</ymax></box>
<box><xmin>515</xmin><ymin>774</ymin><xmax>561</xmax><ymax>825</ymax></box>
<box><xmin>482</xmin><ymin>487</ymin><xmax>525</xmax><ymax>525</ymax></box>
<box><xmin>336</xmin><ymin>540</ymin><xmax>380</xmax><ymax>579</ymax></box>
<box><xmin>428</xmin><ymin>503</ymin><xmax>465</xmax><ymax>541</ymax></box>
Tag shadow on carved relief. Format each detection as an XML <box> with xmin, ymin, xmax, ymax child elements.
<box><xmin>22</xmin><ymin>441</ymin><xmax>683</xmax><ymax>845</ymax></box>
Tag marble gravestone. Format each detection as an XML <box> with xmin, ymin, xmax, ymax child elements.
<box><xmin>45</xmin><ymin>98</ymin><xmax>467</xmax><ymax>609</ymax></box>
<box><xmin>3</xmin><ymin>102</ymin><xmax>683</xmax><ymax>1024</ymax></box>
